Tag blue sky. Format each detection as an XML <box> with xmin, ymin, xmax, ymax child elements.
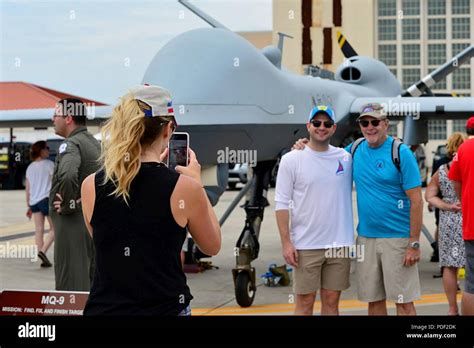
<box><xmin>0</xmin><ymin>0</ymin><xmax>272</xmax><ymax>104</ymax></box>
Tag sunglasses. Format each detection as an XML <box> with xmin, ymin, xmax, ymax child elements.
<box><xmin>171</xmin><ymin>118</ymin><xmax>178</xmax><ymax>130</ymax></box>
<box><xmin>358</xmin><ymin>119</ymin><xmax>382</xmax><ymax>128</ymax></box>
<box><xmin>159</xmin><ymin>118</ymin><xmax>178</xmax><ymax>132</ymax></box>
<box><xmin>311</xmin><ymin>120</ymin><xmax>334</xmax><ymax>128</ymax></box>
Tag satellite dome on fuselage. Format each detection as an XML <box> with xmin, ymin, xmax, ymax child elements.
<box><xmin>335</xmin><ymin>56</ymin><xmax>402</xmax><ymax>95</ymax></box>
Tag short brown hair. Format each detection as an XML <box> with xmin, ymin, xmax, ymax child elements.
<box><xmin>30</xmin><ymin>141</ymin><xmax>47</xmax><ymax>160</ymax></box>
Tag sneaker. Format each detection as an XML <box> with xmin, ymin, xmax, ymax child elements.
<box><xmin>38</xmin><ymin>251</ymin><xmax>52</xmax><ymax>267</ymax></box>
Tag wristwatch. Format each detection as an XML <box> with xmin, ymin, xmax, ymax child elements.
<box><xmin>409</xmin><ymin>241</ymin><xmax>420</xmax><ymax>249</ymax></box>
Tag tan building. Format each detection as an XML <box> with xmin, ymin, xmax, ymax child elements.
<box><xmin>273</xmin><ymin>0</ymin><xmax>473</xmax><ymax>170</ymax></box>
<box><xmin>273</xmin><ymin>0</ymin><xmax>376</xmax><ymax>73</ymax></box>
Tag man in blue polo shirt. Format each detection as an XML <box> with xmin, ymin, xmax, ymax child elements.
<box><xmin>346</xmin><ymin>103</ymin><xmax>423</xmax><ymax>315</ymax></box>
<box><xmin>292</xmin><ymin>102</ymin><xmax>423</xmax><ymax>315</ymax></box>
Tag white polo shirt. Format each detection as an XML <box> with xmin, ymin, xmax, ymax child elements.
<box><xmin>275</xmin><ymin>145</ymin><xmax>354</xmax><ymax>250</ymax></box>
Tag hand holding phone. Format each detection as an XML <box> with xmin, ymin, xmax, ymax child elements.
<box><xmin>175</xmin><ymin>148</ymin><xmax>202</xmax><ymax>185</ymax></box>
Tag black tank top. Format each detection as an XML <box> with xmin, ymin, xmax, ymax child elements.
<box><xmin>83</xmin><ymin>162</ymin><xmax>192</xmax><ymax>315</ymax></box>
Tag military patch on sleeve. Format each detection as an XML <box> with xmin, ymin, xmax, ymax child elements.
<box><xmin>58</xmin><ymin>143</ymin><xmax>68</xmax><ymax>154</ymax></box>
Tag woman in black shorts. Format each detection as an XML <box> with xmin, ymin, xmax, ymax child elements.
<box><xmin>80</xmin><ymin>85</ymin><xmax>221</xmax><ymax>315</ymax></box>
<box><xmin>26</xmin><ymin>141</ymin><xmax>55</xmax><ymax>267</ymax></box>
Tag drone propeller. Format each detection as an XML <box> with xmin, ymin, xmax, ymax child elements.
<box><xmin>336</xmin><ymin>31</ymin><xmax>358</xmax><ymax>58</ymax></box>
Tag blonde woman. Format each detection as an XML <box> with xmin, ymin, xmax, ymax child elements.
<box><xmin>425</xmin><ymin>132</ymin><xmax>466</xmax><ymax>315</ymax></box>
<box><xmin>26</xmin><ymin>141</ymin><xmax>55</xmax><ymax>267</ymax></box>
<box><xmin>80</xmin><ymin>85</ymin><xmax>221</xmax><ymax>315</ymax></box>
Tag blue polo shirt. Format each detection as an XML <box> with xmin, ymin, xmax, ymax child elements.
<box><xmin>345</xmin><ymin>137</ymin><xmax>421</xmax><ymax>238</ymax></box>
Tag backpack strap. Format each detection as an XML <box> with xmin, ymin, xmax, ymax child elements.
<box><xmin>391</xmin><ymin>138</ymin><xmax>403</xmax><ymax>172</ymax></box>
<box><xmin>351</xmin><ymin>137</ymin><xmax>403</xmax><ymax>172</ymax></box>
<box><xmin>350</xmin><ymin>137</ymin><xmax>366</xmax><ymax>158</ymax></box>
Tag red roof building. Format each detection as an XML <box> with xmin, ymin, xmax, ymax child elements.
<box><xmin>0</xmin><ymin>82</ymin><xmax>107</xmax><ymax>110</ymax></box>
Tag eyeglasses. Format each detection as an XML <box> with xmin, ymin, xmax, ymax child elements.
<box><xmin>358</xmin><ymin>119</ymin><xmax>382</xmax><ymax>128</ymax></box>
<box><xmin>311</xmin><ymin>120</ymin><xmax>334</xmax><ymax>128</ymax></box>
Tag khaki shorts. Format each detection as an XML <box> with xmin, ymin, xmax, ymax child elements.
<box><xmin>356</xmin><ymin>236</ymin><xmax>420</xmax><ymax>303</ymax></box>
<box><xmin>293</xmin><ymin>249</ymin><xmax>350</xmax><ymax>295</ymax></box>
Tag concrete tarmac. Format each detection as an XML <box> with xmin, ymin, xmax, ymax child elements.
<box><xmin>0</xmin><ymin>186</ymin><xmax>464</xmax><ymax>315</ymax></box>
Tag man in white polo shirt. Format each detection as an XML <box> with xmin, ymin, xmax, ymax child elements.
<box><xmin>275</xmin><ymin>105</ymin><xmax>354</xmax><ymax>315</ymax></box>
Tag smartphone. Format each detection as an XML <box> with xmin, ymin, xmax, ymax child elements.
<box><xmin>167</xmin><ymin>132</ymin><xmax>189</xmax><ymax>169</ymax></box>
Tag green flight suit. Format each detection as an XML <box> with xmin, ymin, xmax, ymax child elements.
<box><xmin>49</xmin><ymin>126</ymin><xmax>101</xmax><ymax>291</ymax></box>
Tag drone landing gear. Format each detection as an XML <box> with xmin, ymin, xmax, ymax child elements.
<box><xmin>232</xmin><ymin>205</ymin><xmax>262</xmax><ymax>307</ymax></box>
<box><xmin>230</xmin><ymin>160</ymin><xmax>275</xmax><ymax>307</ymax></box>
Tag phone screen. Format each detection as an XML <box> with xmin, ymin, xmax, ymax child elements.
<box><xmin>167</xmin><ymin>132</ymin><xmax>189</xmax><ymax>169</ymax></box>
